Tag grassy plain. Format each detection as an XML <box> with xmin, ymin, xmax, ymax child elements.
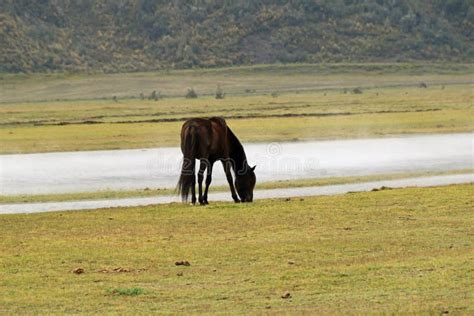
<box><xmin>1</xmin><ymin>184</ymin><xmax>472</xmax><ymax>314</ymax></box>
<box><xmin>1</xmin><ymin>63</ymin><xmax>472</xmax><ymax>103</ymax></box>
<box><xmin>0</xmin><ymin>64</ymin><xmax>473</xmax><ymax>154</ymax></box>
<box><xmin>1</xmin><ymin>64</ymin><xmax>472</xmax><ymax>314</ymax></box>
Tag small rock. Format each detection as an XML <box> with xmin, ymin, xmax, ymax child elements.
<box><xmin>175</xmin><ymin>260</ymin><xmax>191</xmax><ymax>266</ymax></box>
<box><xmin>343</xmin><ymin>227</ymin><xmax>352</xmax><ymax>231</ymax></box>
<box><xmin>265</xmin><ymin>305</ymin><xmax>271</xmax><ymax>309</ymax></box>
<box><xmin>73</xmin><ymin>268</ymin><xmax>84</xmax><ymax>275</ymax></box>
<box><xmin>372</xmin><ymin>186</ymin><xmax>392</xmax><ymax>192</ymax></box>
<box><xmin>288</xmin><ymin>261</ymin><xmax>295</xmax><ymax>265</ymax></box>
<box><xmin>113</xmin><ymin>267</ymin><xmax>131</xmax><ymax>273</ymax></box>
<box><xmin>281</xmin><ymin>291</ymin><xmax>291</xmax><ymax>299</ymax></box>
<box><xmin>177</xmin><ymin>272</ymin><xmax>183</xmax><ymax>276</ymax></box>
<box><xmin>285</xmin><ymin>198</ymin><xmax>291</xmax><ymax>202</ymax></box>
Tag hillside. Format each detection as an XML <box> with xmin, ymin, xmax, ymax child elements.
<box><xmin>1</xmin><ymin>0</ymin><xmax>473</xmax><ymax>73</ymax></box>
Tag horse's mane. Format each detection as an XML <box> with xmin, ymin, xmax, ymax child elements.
<box><xmin>226</xmin><ymin>126</ymin><xmax>248</xmax><ymax>173</ymax></box>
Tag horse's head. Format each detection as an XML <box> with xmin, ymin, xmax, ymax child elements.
<box><xmin>235</xmin><ymin>165</ymin><xmax>256</xmax><ymax>202</ymax></box>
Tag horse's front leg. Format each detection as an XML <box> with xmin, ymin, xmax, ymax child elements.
<box><xmin>202</xmin><ymin>161</ymin><xmax>214</xmax><ymax>204</ymax></box>
<box><xmin>222</xmin><ymin>160</ymin><xmax>240</xmax><ymax>203</ymax></box>
<box><xmin>197</xmin><ymin>159</ymin><xmax>207</xmax><ymax>205</ymax></box>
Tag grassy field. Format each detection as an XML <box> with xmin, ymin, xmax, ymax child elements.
<box><xmin>1</xmin><ymin>63</ymin><xmax>472</xmax><ymax>103</ymax></box>
<box><xmin>1</xmin><ymin>169</ymin><xmax>472</xmax><ymax>204</ymax></box>
<box><xmin>1</xmin><ymin>64</ymin><xmax>473</xmax><ymax>154</ymax></box>
<box><xmin>1</xmin><ymin>184</ymin><xmax>472</xmax><ymax>314</ymax></box>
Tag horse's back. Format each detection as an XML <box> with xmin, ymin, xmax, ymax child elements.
<box><xmin>181</xmin><ymin>117</ymin><xmax>228</xmax><ymax>158</ymax></box>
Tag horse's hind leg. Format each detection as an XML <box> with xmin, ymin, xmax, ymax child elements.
<box><xmin>203</xmin><ymin>161</ymin><xmax>214</xmax><ymax>204</ymax></box>
<box><xmin>197</xmin><ymin>159</ymin><xmax>207</xmax><ymax>205</ymax></box>
<box><xmin>190</xmin><ymin>159</ymin><xmax>197</xmax><ymax>205</ymax></box>
<box><xmin>191</xmin><ymin>175</ymin><xmax>196</xmax><ymax>204</ymax></box>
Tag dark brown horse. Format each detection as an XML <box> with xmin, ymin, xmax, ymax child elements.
<box><xmin>177</xmin><ymin>117</ymin><xmax>256</xmax><ymax>204</ymax></box>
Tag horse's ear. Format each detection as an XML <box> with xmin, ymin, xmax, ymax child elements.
<box><xmin>251</xmin><ymin>165</ymin><xmax>256</xmax><ymax>171</ymax></box>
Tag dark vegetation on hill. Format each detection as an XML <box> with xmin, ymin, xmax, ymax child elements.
<box><xmin>1</xmin><ymin>0</ymin><xmax>473</xmax><ymax>73</ymax></box>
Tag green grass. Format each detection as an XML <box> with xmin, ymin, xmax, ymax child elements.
<box><xmin>1</xmin><ymin>81</ymin><xmax>473</xmax><ymax>154</ymax></box>
<box><xmin>2</xmin><ymin>83</ymin><xmax>472</xmax><ymax>125</ymax></box>
<box><xmin>107</xmin><ymin>288</ymin><xmax>145</xmax><ymax>297</ymax></box>
<box><xmin>1</xmin><ymin>169</ymin><xmax>472</xmax><ymax>204</ymax></box>
<box><xmin>0</xmin><ymin>184</ymin><xmax>472</xmax><ymax>314</ymax></box>
<box><xmin>1</xmin><ymin>63</ymin><xmax>472</xmax><ymax>103</ymax></box>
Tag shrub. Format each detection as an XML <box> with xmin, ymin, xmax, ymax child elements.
<box><xmin>215</xmin><ymin>85</ymin><xmax>225</xmax><ymax>99</ymax></box>
<box><xmin>108</xmin><ymin>288</ymin><xmax>145</xmax><ymax>296</ymax></box>
<box><xmin>149</xmin><ymin>90</ymin><xmax>161</xmax><ymax>100</ymax></box>
<box><xmin>185</xmin><ymin>88</ymin><xmax>198</xmax><ymax>99</ymax></box>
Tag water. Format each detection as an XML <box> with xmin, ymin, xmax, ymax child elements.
<box><xmin>1</xmin><ymin>133</ymin><xmax>473</xmax><ymax>195</ymax></box>
<box><xmin>1</xmin><ymin>174</ymin><xmax>472</xmax><ymax>214</ymax></box>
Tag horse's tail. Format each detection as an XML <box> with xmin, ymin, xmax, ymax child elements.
<box><xmin>177</xmin><ymin>126</ymin><xmax>197</xmax><ymax>201</ymax></box>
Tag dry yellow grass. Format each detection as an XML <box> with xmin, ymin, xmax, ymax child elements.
<box><xmin>1</xmin><ymin>63</ymin><xmax>472</xmax><ymax>103</ymax></box>
<box><xmin>1</xmin><ymin>83</ymin><xmax>472</xmax><ymax>154</ymax></box>
<box><xmin>0</xmin><ymin>184</ymin><xmax>472</xmax><ymax>314</ymax></box>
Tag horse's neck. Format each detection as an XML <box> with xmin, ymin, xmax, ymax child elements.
<box><xmin>227</xmin><ymin>128</ymin><xmax>247</xmax><ymax>172</ymax></box>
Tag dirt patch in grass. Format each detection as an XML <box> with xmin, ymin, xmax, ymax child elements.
<box><xmin>0</xmin><ymin>108</ymin><xmax>443</xmax><ymax>127</ymax></box>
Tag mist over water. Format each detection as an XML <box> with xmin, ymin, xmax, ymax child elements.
<box><xmin>0</xmin><ymin>133</ymin><xmax>472</xmax><ymax>195</ymax></box>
